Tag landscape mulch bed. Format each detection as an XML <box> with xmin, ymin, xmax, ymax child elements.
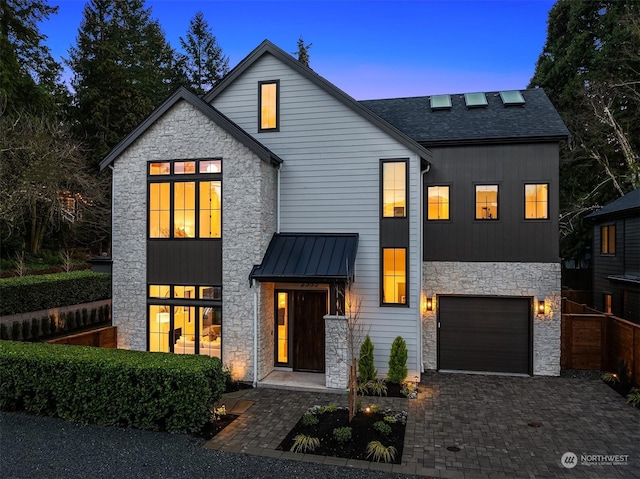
<box><xmin>604</xmin><ymin>381</ymin><xmax>640</xmax><ymax>410</ymax></box>
<box><xmin>277</xmin><ymin>407</ymin><xmax>406</xmax><ymax>464</ymax></box>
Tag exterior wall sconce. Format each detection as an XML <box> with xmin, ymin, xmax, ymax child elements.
<box><xmin>537</xmin><ymin>298</ymin><xmax>545</xmax><ymax>316</ymax></box>
<box><xmin>426</xmin><ymin>297</ymin><xmax>433</xmax><ymax>311</ymax></box>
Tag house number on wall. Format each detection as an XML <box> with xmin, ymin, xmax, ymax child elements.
<box><xmin>300</xmin><ymin>283</ymin><xmax>319</xmax><ymax>288</ymax></box>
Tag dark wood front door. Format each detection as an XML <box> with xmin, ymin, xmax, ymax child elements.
<box><xmin>293</xmin><ymin>291</ymin><xmax>326</xmax><ymax>372</ymax></box>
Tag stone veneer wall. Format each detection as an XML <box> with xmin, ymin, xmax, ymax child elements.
<box><xmin>257</xmin><ymin>282</ymin><xmax>275</xmax><ymax>381</ymax></box>
<box><xmin>422</xmin><ymin>261</ymin><xmax>561</xmax><ymax>376</ymax></box>
<box><xmin>324</xmin><ymin>315</ymin><xmax>349</xmax><ymax>389</ymax></box>
<box><xmin>111</xmin><ymin>100</ymin><xmax>277</xmax><ymax>382</ymax></box>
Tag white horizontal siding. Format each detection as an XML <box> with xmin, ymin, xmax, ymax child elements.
<box><xmin>211</xmin><ymin>53</ymin><xmax>421</xmax><ymax>375</ymax></box>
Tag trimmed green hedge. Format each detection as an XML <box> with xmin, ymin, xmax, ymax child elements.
<box><xmin>0</xmin><ymin>341</ymin><xmax>227</xmax><ymax>433</ymax></box>
<box><xmin>0</xmin><ymin>271</ymin><xmax>111</xmax><ymax>315</ymax></box>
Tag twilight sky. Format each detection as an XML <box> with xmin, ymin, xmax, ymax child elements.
<box><xmin>41</xmin><ymin>0</ymin><xmax>555</xmax><ymax>100</ymax></box>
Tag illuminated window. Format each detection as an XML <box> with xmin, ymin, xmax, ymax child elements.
<box><xmin>148</xmin><ymin>160</ymin><xmax>221</xmax><ymax>239</ymax></box>
<box><xmin>276</xmin><ymin>292</ymin><xmax>289</xmax><ymax>363</ymax></box>
<box><xmin>524</xmin><ymin>184</ymin><xmax>548</xmax><ymax>219</ymax></box>
<box><xmin>475</xmin><ymin>185</ymin><xmax>499</xmax><ymax>220</ymax></box>
<box><xmin>148</xmin><ymin>284</ymin><xmax>221</xmax><ymax>358</ymax></box>
<box><xmin>427</xmin><ymin>186</ymin><xmax>449</xmax><ymax>220</ymax></box>
<box><xmin>603</xmin><ymin>293</ymin><xmax>612</xmax><ymax>314</ymax></box>
<box><xmin>259</xmin><ymin>80</ymin><xmax>279</xmax><ymax>131</ymax></box>
<box><xmin>382</xmin><ymin>161</ymin><xmax>406</xmax><ymax>217</ymax></box>
<box><xmin>382</xmin><ymin>248</ymin><xmax>406</xmax><ymax>305</ymax></box>
<box><xmin>601</xmin><ymin>225</ymin><xmax>616</xmax><ymax>254</ymax></box>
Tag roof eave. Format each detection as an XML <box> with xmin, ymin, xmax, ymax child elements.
<box><xmin>418</xmin><ymin>134</ymin><xmax>569</xmax><ymax>148</ymax></box>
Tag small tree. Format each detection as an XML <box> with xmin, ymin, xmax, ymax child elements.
<box><xmin>294</xmin><ymin>36</ymin><xmax>312</xmax><ymax>67</ymax></box>
<box><xmin>358</xmin><ymin>335</ymin><xmax>376</xmax><ymax>383</ymax></box>
<box><xmin>387</xmin><ymin>336</ymin><xmax>408</xmax><ymax>384</ymax></box>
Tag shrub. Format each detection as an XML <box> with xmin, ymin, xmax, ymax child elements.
<box><xmin>0</xmin><ymin>341</ymin><xmax>226</xmax><ymax>433</ymax></box>
<box><xmin>387</xmin><ymin>336</ymin><xmax>408</xmax><ymax>384</ymax></box>
<box><xmin>365</xmin><ymin>378</ymin><xmax>388</xmax><ymax>397</ymax></box>
<box><xmin>373</xmin><ymin>420</ymin><xmax>392</xmax><ymax>436</ymax></box>
<box><xmin>366</xmin><ymin>441</ymin><xmax>397</xmax><ymax>463</ymax></box>
<box><xmin>0</xmin><ymin>271</ymin><xmax>111</xmax><ymax>316</ymax></box>
<box><xmin>290</xmin><ymin>434</ymin><xmax>320</xmax><ymax>453</ymax></box>
<box><xmin>627</xmin><ymin>388</ymin><xmax>640</xmax><ymax>407</ymax></box>
<box><xmin>31</xmin><ymin>318</ymin><xmax>40</xmax><ymax>339</ymax></box>
<box><xmin>301</xmin><ymin>412</ymin><xmax>319</xmax><ymax>426</ymax></box>
<box><xmin>0</xmin><ymin>324</ymin><xmax>8</xmax><ymax>340</ymax></box>
<box><xmin>333</xmin><ymin>426</ymin><xmax>352</xmax><ymax>444</ymax></box>
<box><xmin>358</xmin><ymin>335</ymin><xmax>376</xmax><ymax>383</ymax></box>
<box><xmin>383</xmin><ymin>415</ymin><xmax>397</xmax><ymax>424</ymax></box>
<box><xmin>11</xmin><ymin>322</ymin><xmax>20</xmax><ymax>341</ymax></box>
<box><xmin>21</xmin><ymin>320</ymin><xmax>30</xmax><ymax>341</ymax></box>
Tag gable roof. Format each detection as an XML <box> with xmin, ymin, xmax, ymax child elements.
<box><xmin>203</xmin><ymin>40</ymin><xmax>432</xmax><ymax>162</ymax></box>
<box><xmin>99</xmin><ymin>87</ymin><xmax>282</xmax><ymax>171</ymax></box>
<box><xmin>359</xmin><ymin>89</ymin><xmax>570</xmax><ymax>146</ymax></box>
<box><xmin>585</xmin><ymin>188</ymin><xmax>640</xmax><ymax>219</ymax></box>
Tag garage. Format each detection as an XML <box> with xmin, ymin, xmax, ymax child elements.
<box><xmin>438</xmin><ymin>296</ymin><xmax>532</xmax><ymax>375</ymax></box>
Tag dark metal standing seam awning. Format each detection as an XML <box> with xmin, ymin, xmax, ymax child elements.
<box><xmin>249</xmin><ymin>233</ymin><xmax>359</xmax><ymax>284</ymax></box>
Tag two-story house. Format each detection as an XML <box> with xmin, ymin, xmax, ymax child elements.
<box><xmin>586</xmin><ymin>188</ymin><xmax>640</xmax><ymax>323</ymax></box>
<box><xmin>100</xmin><ymin>40</ymin><xmax>568</xmax><ymax>386</ymax></box>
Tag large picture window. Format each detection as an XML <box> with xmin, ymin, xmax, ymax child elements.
<box><xmin>148</xmin><ymin>284</ymin><xmax>222</xmax><ymax>358</ymax></box>
<box><xmin>259</xmin><ymin>80</ymin><xmax>279</xmax><ymax>131</ymax></box>
<box><xmin>382</xmin><ymin>248</ymin><xmax>406</xmax><ymax>305</ymax></box>
<box><xmin>427</xmin><ymin>186</ymin><xmax>450</xmax><ymax>220</ymax></box>
<box><xmin>524</xmin><ymin>183</ymin><xmax>548</xmax><ymax>219</ymax></box>
<box><xmin>382</xmin><ymin>161</ymin><xmax>407</xmax><ymax>217</ymax></box>
<box><xmin>148</xmin><ymin>159</ymin><xmax>221</xmax><ymax>239</ymax></box>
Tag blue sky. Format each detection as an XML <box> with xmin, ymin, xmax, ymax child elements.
<box><xmin>41</xmin><ymin>0</ymin><xmax>555</xmax><ymax>100</ymax></box>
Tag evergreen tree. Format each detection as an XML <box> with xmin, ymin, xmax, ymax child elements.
<box><xmin>529</xmin><ymin>0</ymin><xmax>640</xmax><ymax>260</ymax></box>
<box><xmin>177</xmin><ymin>11</ymin><xmax>228</xmax><ymax>95</ymax></box>
<box><xmin>0</xmin><ymin>0</ymin><xmax>66</xmax><ymax>115</ymax></box>
<box><xmin>67</xmin><ymin>0</ymin><xmax>178</xmax><ymax>168</ymax></box>
<box><xmin>358</xmin><ymin>334</ymin><xmax>377</xmax><ymax>383</ymax></box>
<box><xmin>294</xmin><ymin>36</ymin><xmax>311</xmax><ymax>67</ymax></box>
<box><xmin>387</xmin><ymin>336</ymin><xmax>408</xmax><ymax>384</ymax></box>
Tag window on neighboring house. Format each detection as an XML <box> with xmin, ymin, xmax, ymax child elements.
<box><xmin>382</xmin><ymin>248</ymin><xmax>406</xmax><ymax>305</ymax></box>
<box><xmin>475</xmin><ymin>185</ymin><xmax>499</xmax><ymax>220</ymax></box>
<box><xmin>601</xmin><ymin>225</ymin><xmax>616</xmax><ymax>254</ymax></box>
<box><xmin>427</xmin><ymin>186</ymin><xmax>450</xmax><ymax>220</ymax></box>
<box><xmin>259</xmin><ymin>80</ymin><xmax>279</xmax><ymax>131</ymax></box>
<box><xmin>524</xmin><ymin>183</ymin><xmax>548</xmax><ymax>219</ymax></box>
<box><xmin>148</xmin><ymin>159</ymin><xmax>221</xmax><ymax>239</ymax></box>
<box><xmin>382</xmin><ymin>161</ymin><xmax>407</xmax><ymax>217</ymax></box>
<box><xmin>148</xmin><ymin>284</ymin><xmax>222</xmax><ymax>358</ymax></box>
<box><xmin>603</xmin><ymin>293</ymin><xmax>612</xmax><ymax>314</ymax></box>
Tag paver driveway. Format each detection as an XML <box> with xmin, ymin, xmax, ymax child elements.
<box><xmin>206</xmin><ymin>373</ymin><xmax>640</xmax><ymax>478</ymax></box>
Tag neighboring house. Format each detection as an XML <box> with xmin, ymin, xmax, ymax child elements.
<box><xmin>100</xmin><ymin>40</ymin><xmax>569</xmax><ymax>386</ymax></box>
<box><xmin>586</xmin><ymin>188</ymin><xmax>640</xmax><ymax>324</ymax></box>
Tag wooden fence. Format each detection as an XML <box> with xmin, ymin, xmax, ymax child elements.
<box><xmin>47</xmin><ymin>326</ymin><xmax>117</xmax><ymax>349</ymax></box>
<box><xmin>562</xmin><ymin>298</ymin><xmax>639</xmax><ymax>386</ymax></box>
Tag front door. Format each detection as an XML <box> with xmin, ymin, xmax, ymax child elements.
<box><xmin>292</xmin><ymin>291</ymin><xmax>326</xmax><ymax>372</ymax></box>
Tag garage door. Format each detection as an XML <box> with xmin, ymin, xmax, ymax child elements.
<box><xmin>439</xmin><ymin>296</ymin><xmax>531</xmax><ymax>374</ymax></box>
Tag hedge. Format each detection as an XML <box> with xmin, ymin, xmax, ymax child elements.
<box><xmin>0</xmin><ymin>341</ymin><xmax>227</xmax><ymax>433</ymax></box>
<box><xmin>0</xmin><ymin>271</ymin><xmax>111</xmax><ymax>316</ymax></box>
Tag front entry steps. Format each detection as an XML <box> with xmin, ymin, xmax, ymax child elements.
<box><xmin>258</xmin><ymin>370</ymin><xmax>343</xmax><ymax>393</ymax></box>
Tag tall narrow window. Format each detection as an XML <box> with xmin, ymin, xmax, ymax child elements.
<box><xmin>149</xmin><ymin>183</ymin><xmax>170</xmax><ymax>238</ymax></box>
<box><xmin>601</xmin><ymin>225</ymin><xmax>616</xmax><ymax>254</ymax></box>
<box><xmin>174</xmin><ymin>182</ymin><xmax>195</xmax><ymax>238</ymax></box>
<box><xmin>524</xmin><ymin>183</ymin><xmax>548</xmax><ymax>219</ymax></box>
<box><xmin>427</xmin><ymin>186</ymin><xmax>450</xmax><ymax>220</ymax></box>
<box><xmin>382</xmin><ymin>161</ymin><xmax>406</xmax><ymax>217</ymax></box>
<box><xmin>259</xmin><ymin>80</ymin><xmax>279</xmax><ymax>131</ymax></box>
<box><xmin>475</xmin><ymin>185</ymin><xmax>499</xmax><ymax>220</ymax></box>
<box><xmin>276</xmin><ymin>292</ymin><xmax>289</xmax><ymax>363</ymax></box>
<box><xmin>382</xmin><ymin>248</ymin><xmax>406</xmax><ymax>304</ymax></box>
<box><xmin>603</xmin><ymin>293</ymin><xmax>612</xmax><ymax>314</ymax></box>
<box><xmin>199</xmin><ymin>181</ymin><xmax>221</xmax><ymax>238</ymax></box>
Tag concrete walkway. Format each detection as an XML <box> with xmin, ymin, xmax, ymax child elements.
<box><xmin>206</xmin><ymin>373</ymin><xmax>640</xmax><ymax>478</ymax></box>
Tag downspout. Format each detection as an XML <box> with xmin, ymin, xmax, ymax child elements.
<box><xmin>418</xmin><ymin>162</ymin><xmax>430</xmax><ymax>374</ymax></box>
<box><xmin>277</xmin><ymin>163</ymin><xmax>282</xmax><ymax>233</ymax></box>
<box><xmin>252</xmin><ymin>278</ymin><xmax>258</xmax><ymax>387</ymax></box>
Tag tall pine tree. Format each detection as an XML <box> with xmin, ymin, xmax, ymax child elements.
<box><xmin>529</xmin><ymin>0</ymin><xmax>640</xmax><ymax>260</ymax></box>
<box><xmin>0</xmin><ymin>0</ymin><xmax>65</xmax><ymax>115</ymax></box>
<box><xmin>67</xmin><ymin>0</ymin><xmax>179</xmax><ymax>168</ymax></box>
<box><xmin>177</xmin><ymin>11</ymin><xmax>228</xmax><ymax>95</ymax></box>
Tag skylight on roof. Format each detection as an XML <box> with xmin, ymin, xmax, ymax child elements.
<box><xmin>430</xmin><ymin>94</ymin><xmax>452</xmax><ymax>110</ymax></box>
<box><xmin>499</xmin><ymin>90</ymin><xmax>526</xmax><ymax>106</ymax></box>
<box><xmin>464</xmin><ymin>92</ymin><xmax>488</xmax><ymax>108</ymax></box>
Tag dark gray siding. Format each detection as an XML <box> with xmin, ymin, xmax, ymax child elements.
<box><xmin>423</xmin><ymin>143</ymin><xmax>559</xmax><ymax>262</ymax></box>
<box><xmin>592</xmin><ymin>216</ymin><xmax>640</xmax><ymax>323</ymax></box>
<box><xmin>147</xmin><ymin>240</ymin><xmax>222</xmax><ymax>284</ymax></box>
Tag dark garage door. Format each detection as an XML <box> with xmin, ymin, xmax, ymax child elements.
<box><xmin>439</xmin><ymin>296</ymin><xmax>531</xmax><ymax>374</ymax></box>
